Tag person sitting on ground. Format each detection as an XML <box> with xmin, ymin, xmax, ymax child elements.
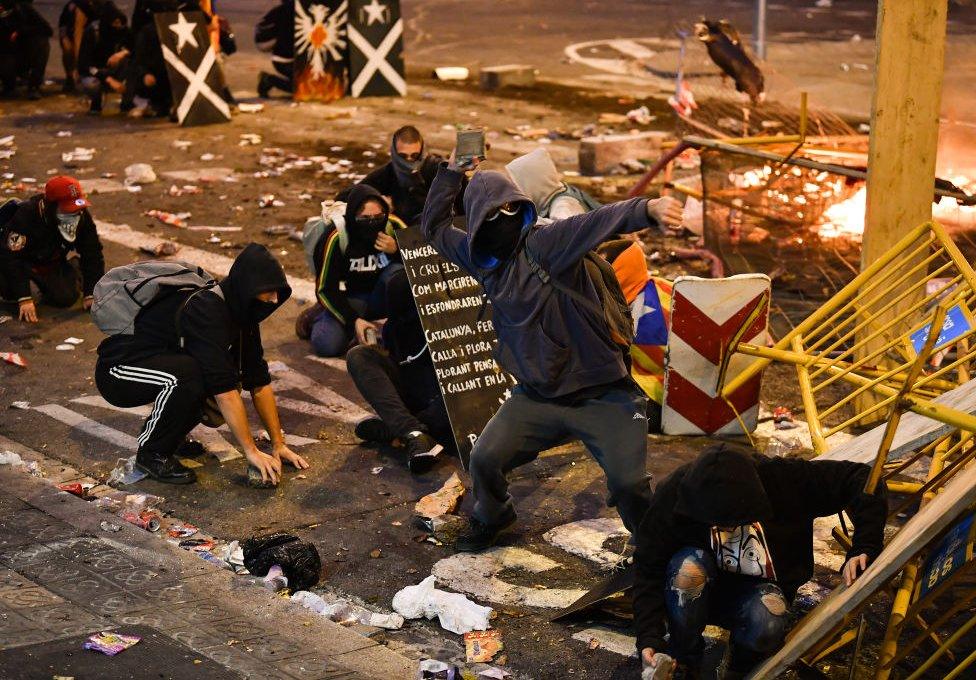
<box><xmin>633</xmin><ymin>443</ymin><xmax>887</xmax><ymax>680</ymax></box>
<box><xmin>124</xmin><ymin>0</ymin><xmax>195</xmax><ymax>117</ymax></box>
<box><xmin>348</xmin><ymin>267</ymin><xmax>450</xmax><ymax>475</ymax></box>
<box><xmin>338</xmin><ymin>126</ymin><xmax>462</xmax><ymax>227</ymax></box>
<box><xmin>77</xmin><ymin>1</ymin><xmax>131</xmax><ymax>114</ymax></box>
<box><xmin>422</xmin><ymin>145</ymin><xmax>684</xmax><ymax>553</ymax></box>
<box><xmin>0</xmin><ymin>176</ymin><xmax>104</xmax><ymax>323</ymax></box>
<box><xmin>255</xmin><ymin>0</ymin><xmax>293</xmax><ymax>98</ymax></box>
<box><xmin>297</xmin><ymin>185</ymin><xmax>406</xmax><ymax>357</ymax></box>
<box><xmin>95</xmin><ymin>244</ymin><xmax>309</xmax><ymax>485</ymax></box>
<box><xmin>505</xmin><ymin>147</ymin><xmax>600</xmax><ymax>220</ymax></box>
<box><xmin>0</xmin><ymin>0</ymin><xmax>53</xmax><ymax>100</ymax></box>
<box><xmin>58</xmin><ymin>0</ymin><xmax>102</xmax><ymax>93</ymax></box>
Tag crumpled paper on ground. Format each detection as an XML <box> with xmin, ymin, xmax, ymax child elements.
<box><xmin>392</xmin><ymin>575</ymin><xmax>493</xmax><ymax>634</ymax></box>
<box><xmin>415</xmin><ymin>472</ymin><xmax>466</xmax><ymax>519</ymax></box>
<box><xmin>291</xmin><ymin>590</ymin><xmax>404</xmax><ymax>629</ymax></box>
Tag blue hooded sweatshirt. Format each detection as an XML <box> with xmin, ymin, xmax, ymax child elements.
<box><xmin>420</xmin><ymin>165</ymin><xmax>658</xmax><ymax>400</ymax></box>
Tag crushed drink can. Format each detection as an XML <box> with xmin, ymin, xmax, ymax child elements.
<box><xmin>119</xmin><ymin>510</ymin><xmax>160</xmax><ymax>532</ymax></box>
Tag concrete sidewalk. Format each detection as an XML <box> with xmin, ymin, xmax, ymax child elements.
<box><xmin>0</xmin><ymin>437</ymin><xmax>415</xmax><ymax>680</ymax></box>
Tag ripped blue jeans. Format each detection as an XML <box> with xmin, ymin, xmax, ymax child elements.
<box><xmin>664</xmin><ymin>546</ymin><xmax>789</xmax><ymax>672</ymax></box>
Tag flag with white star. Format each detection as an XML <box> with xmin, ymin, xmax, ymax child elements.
<box><xmin>294</xmin><ymin>0</ymin><xmax>348</xmax><ymax>102</ymax></box>
<box><xmin>153</xmin><ymin>12</ymin><xmax>231</xmax><ymax>126</ymax></box>
<box><xmin>346</xmin><ymin>0</ymin><xmax>405</xmax><ymax>97</ymax></box>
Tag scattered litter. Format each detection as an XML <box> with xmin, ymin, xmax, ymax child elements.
<box><xmin>765</xmin><ymin>433</ymin><xmax>805</xmax><ymax>457</ymax></box>
<box><xmin>124</xmin><ymin>163</ymin><xmax>157</xmax><ymax>185</ymax></box>
<box><xmin>172</xmin><ymin>139</ymin><xmax>193</xmax><ymax>150</ymax></box>
<box><xmin>239</xmin><ymin>133</ymin><xmax>263</xmax><ymax>146</ymax></box>
<box><xmin>415</xmin><ymin>472</ymin><xmax>466</xmax><ymax>519</ymax></box>
<box><xmin>140</xmin><ymin>241</ymin><xmax>181</xmax><ymax>257</ymax></box>
<box><xmin>773</xmin><ymin>406</ymin><xmax>798</xmax><ymax>429</ymax></box>
<box><xmin>144</xmin><ymin>209</ymin><xmax>190</xmax><ymax>228</ymax></box>
<box><xmin>100</xmin><ymin>520</ymin><xmax>122</xmax><ymax>532</ymax></box>
<box><xmin>187</xmin><ymin>225</ymin><xmax>241</xmax><ymax>232</ymax></box>
<box><xmin>57</xmin><ymin>130</ymin><xmax>73</xmax><ymax>137</ymax></box>
<box><xmin>238</xmin><ymin>102</ymin><xmax>265</xmax><ymax>113</ymax></box>
<box><xmin>167</xmin><ymin>523</ymin><xmax>199</xmax><ymax>538</ymax></box>
<box><xmin>614</xmin><ymin>158</ymin><xmax>646</xmax><ymax>175</ymax></box>
<box><xmin>58</xmin><ymin>482</ymin><xmax>89</xmax><ymax>498</ymax></box>
<box><xmin>207</xmin><ymin>235</ymin><xmax>221</xmax><ymax>243</ymax></box>
<box><xmin>62</xmin><ymin>147</ymin><xmax>95</xmax><ymax>166</ymax></box>
<box><xmin>598</xmin><ymin>112</ymin><xmax>628</xmax><ymax>125</ymax></box>
<box><xmin>0</xmin><ymin>352</ymin><xmax>27</xmax><ymax>367</ymax></box>
<box><xmin>393</xmin><ymin>575</ymin><xmax>493</xmax><ymax>634</ymax></box>
<box><xmin>64</xmin><ymin>337</ymin><xmax>84</xmax><ymax>345</ymax></box>
<box><xmin>84</xmin><ymin>632</ymin><xmax>141</xmax><ymax>656</ymax></box>
<box><xmin>10</xmin><ymin>401</ymin><xmax>29</xmax><ymax>409</ymax></box>
<box><xmin>258</xmin><ymin>194</ymin><xmax>285</xmax><ymax>208</ymax></box>
<box><xmin>433</xmin><ymin>66</ymin><xmax>469</xmax><ymax>81</ymax></box>
<box><xmin>262</xmin><ymin>564</ymin><xmax>289</xmax><ymax>592</ymax></box>
<box><xmin>795</xmin><ymin>580</ymin><xmax>831</xmax><ymax>610</ymax></box>
<box><xmin>219</xmin><ymin>539</ymin><xmax>248</xmax><ymax>574</ymax></box>
<box><xmin>119</xmin><ymin>509</ymin><xmax>161</xmax><ymax>532</ymax></box>
<box><xmin>291</xmin><ymin>591</ymin><xmax>405</xmax><ymax>630</ymax></box>
<box><xmin>465</xmin><ymin>629</ymin><xmax>504</xmax><ymax>663</ymax></box>
<box><xmin>0</xmin><ymin>451</ymin><xmax>24</xmax><ymax>466</ymax></box>
<box><xmin>371</xmin><ymin>466</ymin><xmax>383</xmax><ymax>475</ymax></box>
<box><xmin>626</xmin><ymin>105</ymin><xmax>655</xmax><ymax>125</ymax></box>
<box><xmin>263</xmin><ymin>225</ymin><xmax>295</xmax><ymax>235</ymax></box>
<box><xmin>418</xmin><ymin>659</ymin><xmax>457</xmax><ymax>678</ymax></box>
<box><xmin>108</xmin><ymin>455</ymin><xmax>147</xmax><ymax>485</ymax></box>
<box><xmin>0</xmin><ymin>315</ymin><xmax>10</xmax><ymax>324</ymax></box>
<box><xmin>243</xmin><ymin>532</ymin><xmax>321</xmax><ymax>587</ymax></box>
<box><xmin>199</xmin><ymin>153</ymin><xmax>216</xmax><ymax>161</ymax></box>
<box><xmin>168</xmin><ymin>184</ymin><xmax>202</xmax><ymax>197</ymax></box>
<box><xmin>478</xmin><ymin>669</ymin><xmax>510</xmax><ymax>679</ymax></box>
<box><xmin>815</xmin><ymin>0</ymin><xmax>832</xmax><ymax>6</ymax></box>
<box><xmin>126</xmin><ymin>185</ymin><xmax>142</xmax><ymax>193</ymax></box>
<box><xmin>56</xmin><ymin>344</ymin><xmax>75</xmax><ymax>351</ymax></box>
<box><xmin>178</xmin><ymin>538</ymin><xmax>215</xmax><ymax>552</ymax></box>
<box><xmin>122</xmin><ymin>492</ymin><xmax>164</xmax><ymax>512</ymax></box>
<box><xmin>369</xmin><ymin>548</ymin><xmax>382</xmax><ymax>559</ymax></box>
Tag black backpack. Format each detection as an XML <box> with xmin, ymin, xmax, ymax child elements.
<box><xmin>523</xmin><ymin>243</ymin><xmax>635</xmax><ymax>353</ymax></box>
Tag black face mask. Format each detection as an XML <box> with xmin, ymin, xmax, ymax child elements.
<box><xmin>248</xmin><ymin>299</ymin><xmax>279</xmax><ymax>323</ymax></box>
<box><xmin>477</xmin><ymin>211</ymin><xmax>523</xmax><ymax>260</ymax></box>
<box><xmin>354</xmin><ymin>215</ymin><xmax>387</xmax><ymax>244</ymax></box>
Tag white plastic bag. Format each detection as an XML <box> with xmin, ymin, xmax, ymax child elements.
<box><xmin>125</xmin><ymin>163</ymin><xmax>157</xmax><ymax>186</ymax></box>
<box><xmin>393</xmin><ymin>576</ymin><xmax>493</xmax><ymax>634</ymax></box>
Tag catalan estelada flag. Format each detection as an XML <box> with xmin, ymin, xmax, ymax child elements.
<box><xmin>631</xmin><ymin>277</ymin><xmax>673</xmax><ymax>405</ymax></box>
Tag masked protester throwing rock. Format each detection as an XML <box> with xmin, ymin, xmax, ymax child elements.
<box><xmin>420</xmin><ymin>147</ymin><xmax>684</xmax><ymax>552</ymax></box>
<box><xmin>0</xmin><ymin>176</ymin><xmax>105</xmax><ymax>324</ymax></box>
<box><xmin>93</xmin><ymin>244</ymin><xmax>309</xmax><ymax>485</ymax></box>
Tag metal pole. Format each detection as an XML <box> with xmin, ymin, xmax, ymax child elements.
<box><xmin>754</xmin><ymin>0</ymin><xmax>767</xmax><ymax>60</ymax></box>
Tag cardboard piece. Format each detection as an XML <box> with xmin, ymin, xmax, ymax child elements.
<box><xmin>154</xmin><ymin>12</ymin><xmax>231</xmax><ymax>126</ymax></box>
<box><xmin>395</xmin><ymin>228</ymin><xmax>515</xmax><ymax>467</ymax></box>
<box><xmin>662</xmin><ymin>274</ymin><xmax>770</xmax><ymax>435</ymax></box>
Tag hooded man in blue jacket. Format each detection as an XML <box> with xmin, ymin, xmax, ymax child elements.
<box><xmin>421</xmin><ymin>149</ymin><xmax>683</xmax><ymax>552</ymax></box>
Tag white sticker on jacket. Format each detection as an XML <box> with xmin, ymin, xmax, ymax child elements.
<box><xmin>710</xmin><ymin>523</ymin><xmax>777</xmax><ymax>579</ymax></box>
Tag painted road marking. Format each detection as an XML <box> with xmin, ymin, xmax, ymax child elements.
<box><xmin>268</xmin><ymin>361</ymin><xmax>371</xmax><ymax>424</ymax></box>
<box><xmin>304</xmin><ymin>355</ymin><xmax>349</xmax><ymax>373</ymax></box>
<box><xmin>33</xmin><ymin>404</ymin><xmax>139</xmax><ymax>451</ymax></box>
<box><xmin>543</xmin><ymin>517</ymin><xmax>629</xmax><ymax>569</ymax></box>
<box><xmin>95</xmin><ymin>221</ymin><xmax>316</xmax><ymax>302</ymax></box>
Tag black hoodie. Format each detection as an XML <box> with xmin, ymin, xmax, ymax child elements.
<box><xmin>632</xmin><ymin>443</ymin><xmax>888</xmax><ymax>654</ymax></box>
<box><xmin>313</xmin><ymin>184</ymin><xmax>403</xmax><ymax>330</ymax></box>
<box><xmin>98</xmin><ymin>244</ymin><xmax>291</xmax><ymax>395</ymax></box>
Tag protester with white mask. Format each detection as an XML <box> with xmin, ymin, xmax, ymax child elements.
<box><xmin>0</xmin><ymin>176</ymin><xmax>104</xmax><ymax>323</ymax></box>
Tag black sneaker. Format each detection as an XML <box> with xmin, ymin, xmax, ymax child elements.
<box><xmin>175</xmin><ymin>439</ymin><xmax>206</xmax><ymax>458</ymax></box>
<box><xmin>355</xmin><ymin>417</ymin><xmax>394</xmax><ymax>444</ymax></box>
<box><xmin>405</xmin><ymin>431</ymin><xmax>443</xmax><ymax>474</ymax></box>
<box><xmin>135</xmin><ymin>456</ymin><xmax>197</xmax><ymax>485</ymax></box>
<box><xmin>455</xmin><ymin>510</ymin><xmax>516</xmax><ymax>553</ymax></box>
<box><xmin>257</xmin><ymin>72</ymin><xmax>272</xmax><ymax>99</ymax></box>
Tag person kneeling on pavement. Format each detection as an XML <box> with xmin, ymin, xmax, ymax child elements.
<box><xmin>0</xmin><ymin>0</ymin><xmax>52</xmax><ymax>100</ymax></box>
<box><xmin>0</xmin><ymin>176</ymin><xmax>105</xmax><ymax>323</ymax></box>
<box><xmin>421</xmin><ymin>147</ymin><xmax>684</xmax><ymax>553</ymax></box>
<box><xmin>633</xmin><ymin>443</ymin><xmax>887</xmax><ymax>680</ymax></box>
<box><xmin>78</xmin><ymin>1</ymin><xmax>131</xmax><ymax>114</ymax></box>
<box><xmin>94</xmin><ymin>244</ymin><xmax>309</xmax><ymax>485</ymax></box>
<box><xmin>348</xmin><ymin>267</ymin><xmax>451</xmax><ymax>474</ymax></box>
<box><xmin>297</xmin><ymin>184</ymin><xmax>405</xmax><ymax>357</ymax></box>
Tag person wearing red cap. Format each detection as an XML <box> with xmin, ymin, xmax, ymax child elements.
<box><xmin>0</xmin><ymin>175</ymin><xmax>104</xmax><ymax>323</ymax></box>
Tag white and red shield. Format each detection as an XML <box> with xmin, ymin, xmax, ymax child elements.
<box><xmin>662</xmin><ymin>274</ymin><xmax>770</xmax><ymax>435</ymax></box>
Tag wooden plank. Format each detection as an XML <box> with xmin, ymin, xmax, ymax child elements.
<box><xmin>745</xmin><ymin>461</ymin><xmax>976</xmax><ymax>679</ymax></box>
<box><xmin>819</xmin><ymin>378</ymin><xmax>976</xmax><ymax>464</ymax></box>
<box><xmin>856</xmin><ymin>0</ymin><xmax>949</xmax><ymax>417</ymax></box>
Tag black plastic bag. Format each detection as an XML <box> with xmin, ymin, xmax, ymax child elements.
<box><xmin>242</xmin><ymin>532</ymin><xmax>321</xmax><ymax>591</ymax></box>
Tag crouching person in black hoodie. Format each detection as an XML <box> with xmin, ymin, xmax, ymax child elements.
<box><xmin>94</xmin><ymin>244</ymin><xmax>310</xmax><ymax>485</ymax></box>
<box><xmin>633</xmin><ymin>443</ymin><xmax>887</xmax><ymax>679</ymax></box>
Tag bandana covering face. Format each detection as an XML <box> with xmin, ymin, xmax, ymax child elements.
<box><xmin>390</xmin><ymin>138</ymin><xmax>426</xmax><ymax>188</ymax></box>
<box><xmin>710</xmin><ymin>522</ymin><xmax>777</xmax><ymax>579</ymax></box>
<box><xmin>57</xmin><ymin>212</ymin><xmax>82</xmax><ymax>242</ymax></box>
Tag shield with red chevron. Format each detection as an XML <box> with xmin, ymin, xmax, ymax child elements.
<box><xmin>662</xmin><ymin>274</ymin><xmax>771</xmax><ymax>435</ymax></box>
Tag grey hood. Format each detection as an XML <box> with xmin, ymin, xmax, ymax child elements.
<box><xmin>462</xmin><ymin>170</ymin><xmax>536</xmax><ymax>270</ymax></box>
<box><xmin>505</xmin><ymin>148</ymin><xmax>565</xmax><ymax>211</ymax></box>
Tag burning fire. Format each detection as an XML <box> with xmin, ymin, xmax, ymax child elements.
<box><xmin>820</xmin><ymin>186</ymin><xmax>866</xmax><ymax>240</ymax></box>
